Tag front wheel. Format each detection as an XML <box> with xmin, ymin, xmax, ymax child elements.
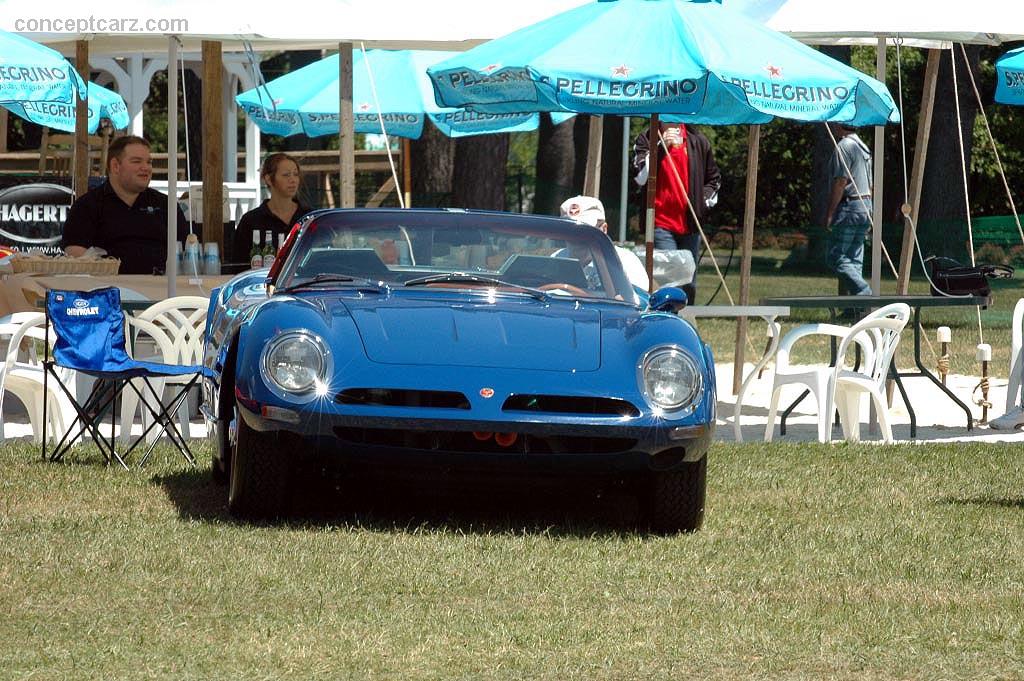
<box><xmin>646</xmin><ymin>454</ymin><xmax>707</xmax><ymax>533</ymax></box>
<box><xmin>228</xmin><ymin>414</ymin><xmax>293</xmax><ymax>520</ymax></box>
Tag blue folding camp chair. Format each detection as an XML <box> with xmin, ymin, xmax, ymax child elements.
<box><xmin>42</xmin><ymin>287</ymin><xmax>205</xmax><ymax>468</ymax></box>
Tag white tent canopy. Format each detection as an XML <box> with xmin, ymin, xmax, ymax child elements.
<box><xmin>0</xmin><ymin>0</ymin><xmax>592</xmax><ymax>52</ymax></box>
<box><xmin>727</xmin><ymin>0</ymin><xmax>1024</xmax><ymax>46</ymax></box>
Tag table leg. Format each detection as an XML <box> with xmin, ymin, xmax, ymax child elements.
<box><xmin>733</xmin><ymin>316</ymin><xmax>781</xmax><ymax>443</ymax></box>
<box><xmin>909</xmin><ymin>306</ymin><xmax>974</xmax><ymax>431</ymax></box>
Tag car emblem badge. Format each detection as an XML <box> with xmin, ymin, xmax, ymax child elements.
<box><xmin>479</xmin><ymin>388</ymin><xmax>494</xmax><ymax>399</ymax></box>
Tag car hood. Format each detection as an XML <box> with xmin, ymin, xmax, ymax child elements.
<box><xmin>339</xmin><ymin>294</ymin><xmax>602</xmax><ymax>371</ymax></box>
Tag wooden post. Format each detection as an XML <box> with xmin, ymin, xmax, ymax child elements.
<box><xmin>73</xmin><ymin>40</ymin><xmax>89</xmax><ymax>198</ymax></box>
<box><xmin>645</xmin><ymin>114</ymin><xmax>659</xmax><ymax>294</ymax></box>
<box><xmin>402</xmin><ymin>137</ymin><xmax>412</xmax><ymax>208</ymax></box>
<box><xmin>897</xmin><ymin>49</ymin><xmax>941</xmax><ymax>294</ymax></box>
<box><xmin>167</xmin><ymin>36</ymin><xmax>179</xmax><ymax>297</ymax></box>
<box><xmin>732</xmin><ymin>125</ymin><xmax>760</xmax><ymax>395</ymax></box>
<box><xmin>338</xmin><ymin>43</ymin><xmax>355</xmax><ymax>208</ymax></box>
<box><xmin>583</xmin><ymin>114</ymin><xmax>603</xmax><ymax>197</ymax></box>
<box><xmin>871</xmin><ymin>37</ymin><xmax>885</xmax><ymax>295</ymax></box>
<box><xmin>201</xmin><ymin>41</ymin><xmax>224</xmax><ymax>251</ymax></box>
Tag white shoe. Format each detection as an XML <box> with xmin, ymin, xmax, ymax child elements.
<box><xmin>989</xmin><ymin>406</ymin><xmax>1024</xmax><ymax>430</ymax></box>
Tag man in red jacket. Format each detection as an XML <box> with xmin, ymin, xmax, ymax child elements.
<box><xmin>633</xmin><ymin>122</ymin><xmax>721</xmax><ymax>304</ymax></box>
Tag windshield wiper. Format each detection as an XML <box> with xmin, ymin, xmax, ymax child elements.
<box><xmin>403</xmin><ymin>272</ymin><xmax>548</xmax><ymax>301</ymax></box>
<box><xmin>281</xmin><ymin>274</ymin><xmax>387</xmax><ymax>293</ymax></box>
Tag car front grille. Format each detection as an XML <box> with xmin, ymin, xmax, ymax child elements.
<box><xmin>336</xmin><ymin>388</ymin><xmax>470</xmax><ymax>410</ymax></box>
<box><xmin>502</xmin><ymin>394</ymin><xmax>640</xmax><ymax>417</ymax></box>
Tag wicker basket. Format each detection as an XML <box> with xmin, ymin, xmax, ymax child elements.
<box><xmin>10</xmin><ymin>255</ymin><xmax>121</xmax><ymax>276</ymax></box>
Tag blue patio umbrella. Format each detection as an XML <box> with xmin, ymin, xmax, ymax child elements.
<box><xmin>0</xmin><ymin>28</ymin><xmax>86</xmax><ymax>112</ymax></box>
<box><xmin>996</xmin><ymin>47</ymin><xmax>1024</xmax><ymax>106</ymax></box>
<box><xmin>427</xmin><ymin>0</ymin><xmax>900</xmax><ymax>126</ymax></box>
<box><xmin>2</xmin><ymin>81</ymin><xmax>130</xmax><ymax>134</ymax></box>
<box><xmin>237</xmin><ymin>49</ymin><xmax>572</xmax><ymax>139</ymax></box>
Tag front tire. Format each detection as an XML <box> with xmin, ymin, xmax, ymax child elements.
<box><xmin>647</xmin><ymin>454</ymin><xmax>707</xmax><ymax>533</ymax></box>
<box><xmin>228</xmin><ymin>414</ymin><xmax>293</xmax><ymax>520</ymax></box>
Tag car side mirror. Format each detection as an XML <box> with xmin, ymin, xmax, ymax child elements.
<box><xmin>647</xmin><ymin>286</ymin><xmax>688</xmax><ymax>313</ymax></box>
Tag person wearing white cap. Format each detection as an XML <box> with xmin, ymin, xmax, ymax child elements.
<box><xmin>559</xmin><ymin>195</ymin><xmax>650</xmax><ymax>295</ymax></box>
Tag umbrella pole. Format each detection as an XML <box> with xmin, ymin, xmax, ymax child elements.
<box><xmin>733</xmin><ymin>124</ymin><xmax>760</xmax><ymax>395</ymax></box>
<box><xmin>645</xmin><ymin>114</ymin><xmax>658</xmax><ymax>294</ymax></box>
<box><xmin>619</xmin><ymin>116</ymin><xmax>630</xmax><ymax>243</ymax></box>
<box><xmin>402</xmin><ymin>138</ymin><xmax>412</xmax><ymax>208</ymax></box>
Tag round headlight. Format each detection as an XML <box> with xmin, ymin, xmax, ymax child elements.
<box><xmin>641</xmin><ymin>347</ymin><xmax>702</xmax><ymax>412</ymax></box>
<box><xmin>264</xmin><ymin>333</ymin><xmax>325</xmax><ymax>393</ymax></box>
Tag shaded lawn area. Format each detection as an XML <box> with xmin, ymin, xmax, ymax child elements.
<box><xmin>2</xmin><ymin>440</ymin><xmax>1023</xmax><ymax>679</ymax></box>
<box><xmin>690</xmin><ymin>249</ymin><xmax>1022</xmax><ymax>376</ymax></box>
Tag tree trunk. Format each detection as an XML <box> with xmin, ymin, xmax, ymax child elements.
<box><xmin>184</xmin><ymin>67</ymin><xmax>203</xmax><ymax>180</ymax></box>
<box><xmin>919</xmin><ymin>45</ymin><xmax>981</xmax><ymax>261</ymax></box>
<box><xmin>411</xmin><ymin>122</ymin><xmax>454</xmax><ymax>207</ymax></box>
<box><xmin>533</xmin><ymin>113</ymin><xmax>576</xmax><ymax>216</ymax></box>
<box><xmin>451</xmin><ymin>134</ymin><xmax>509</xmax><ymax>210</ymax></box>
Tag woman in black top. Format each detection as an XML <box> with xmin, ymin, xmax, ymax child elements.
<box><xmin>233</xmin><ymin>153</ymin><xmax>311</xmax><ymax>265</ymax></box>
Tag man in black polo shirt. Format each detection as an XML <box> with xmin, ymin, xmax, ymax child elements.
<box><xmin>63</xmin><ymin>135</ymin><xmax>188</xmax><ymax>274</ymax></box>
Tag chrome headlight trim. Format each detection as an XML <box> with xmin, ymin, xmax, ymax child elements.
<box><xmin>637</xmin><ymin>345</ymin><xmax>703</xmax><ymax>415</ymax></box>
<box><xmin>260</xmin><ymin>331</ymin><xmax>331</xmax><ymax>402</ymax></box>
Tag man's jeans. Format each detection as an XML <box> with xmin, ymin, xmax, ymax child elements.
<box><xmin>826</xmin><ymin>201</ymin><xmax>872</xmax><ymax>296</ymax></box>
<box><xmin>654</xmin><ymin>227</ymin><xmax>701</xmax><ymax>303</ymax></box>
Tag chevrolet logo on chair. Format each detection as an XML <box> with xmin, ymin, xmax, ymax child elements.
<box><xmin>65</xmin><ymin>298</ymin><xmax>99</xmax><ymax>317</ymax></box>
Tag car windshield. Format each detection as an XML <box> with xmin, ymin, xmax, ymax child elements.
<box><xmin>274</xmin><ymin>210</ymin><xmax>636</xmax><ymax>302</ymax></box>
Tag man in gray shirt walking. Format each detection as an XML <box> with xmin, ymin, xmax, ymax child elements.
<box><xmin>824</xmin><ymin>123</ymin><xmax>873</xmax><ymax>297</ymax></box>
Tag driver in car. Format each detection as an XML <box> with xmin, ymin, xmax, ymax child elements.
<box><xmin>559</xmin><ymin>195</ymin><xmax>649</xmax><ymax>293</ymax></box>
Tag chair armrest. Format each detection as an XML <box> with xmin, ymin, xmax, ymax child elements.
<box><xmin>776</xmin><ymin>323</ymin><xmax>852</xmax><ymax>369</ymax></box>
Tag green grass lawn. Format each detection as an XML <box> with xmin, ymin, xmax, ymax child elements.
<box><xmin>691</xmin><ymin>250</ymin><xmax>1023</xmax><ymax>377</ymax></box>
<box><xmin>3</xmin><ymin>440</ymin><xmax>1023</xmax><ymax>679</ymax></box>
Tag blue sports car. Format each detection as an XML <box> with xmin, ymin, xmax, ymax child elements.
<box><xmin>202</xmin><ymin>208</ymin><xmax>715</xmax><ymax>531</ymax></box>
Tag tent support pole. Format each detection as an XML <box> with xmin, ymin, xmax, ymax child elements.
<box><xmin>73</xmin><ymin>40</ymin><xmax>89</xmax><ymax>199</ymax></box>
<box><xmin>732</xmin><ymin>124</ymin><xmax>760</xmax><ymax>396</ymax></box>
<box><xmin>338</xmin><ymin>42</ymin><xmax>355</xmax><ymax>208</ymax></box>
<box><xmin>871</xmin><ymin>36</ymin><xmax>885</xmax><ymax>295</ymax></box>
<box><xmin>898</xmin><ymin>48</ymin><xmax>940</xmax><ymax>294</ymax></box>
<box><xmin>202</xmin><ymin>40</ymin><xmax>224</xmax><ymax>251</ymax></box>
<box><xmin>167</xmin><ymin>36</ymin><xmax>178</xmax><ymax>298</ymax></box>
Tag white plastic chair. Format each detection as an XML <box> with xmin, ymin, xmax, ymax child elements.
<box><xmin>0</xmin><ymin>313</ymin><xmax>78</xmax><ymax>444</ymax></box>
<box><xmin>120</xmin><ymin>296</ymin><xmax>208</xmax><ymax>444</ymax></box>
<box><xmin>1005</xmin><ymin>298</ymin><xmax>1024</xmax><ymax>412</ymax></box>
<box><xmin>765</xmin><ymin>303</ymin><xmax>911</xmax><ymax>444</ymax></box>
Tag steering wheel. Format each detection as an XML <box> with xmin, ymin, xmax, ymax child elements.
<box><xmin>538</xmin><ymin>282</ymin><xmax>591</xmax><ymax>297</ymax></box>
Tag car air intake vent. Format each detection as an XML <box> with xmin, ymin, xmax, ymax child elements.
<box><xmin>336</xmin><ymin>388</ymin><xmax>471</xmax><ymax>410</ymax></box>
<box><xmin>502</xmin><ymin>394</ymin><xmax>640</xmax><ymax>417</ymax></box>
